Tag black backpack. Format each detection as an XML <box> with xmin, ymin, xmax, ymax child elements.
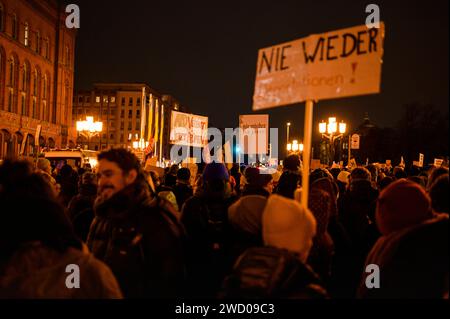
<box><xmin>219</xmin><ymin>246</ymin><xmax>328</xmax><ymax>299</ymax></box>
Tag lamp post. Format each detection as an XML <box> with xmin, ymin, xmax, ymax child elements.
<box><xmin>132</xmin><ymin>135</ymin><xmax>149</xmax><ymax>163</ymax></box>
<box><xmin>286</xmin><ymin>139</ymin><xmax>304</xmax><ymax>155</ymax></box>
<box><xmin>76</xmin><ymin>116</ymin><xmax>103</xmax><ymax>151</ymax></box>
<box><xmin>286</xmin><ymin>122</ymin><xmax>291</xmax><ymax>145</ymax></box>
<box><xmin>318</xmin><ymin>117</ymin><xmax>347</xmax><ymax>166</ymax></box>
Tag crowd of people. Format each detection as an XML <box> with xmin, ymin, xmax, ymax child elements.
<box><xmin>0</xmin><ymin>149</ymin><xmax>448</xmax><ymax>299</ymax></box>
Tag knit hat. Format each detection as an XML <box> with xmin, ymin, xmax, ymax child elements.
<box><xmin>244</xmin><ymin>167</ymin><xmax>272</xmax><ymax>187</ymax></box>
<box><xmin>376</xmin><ymin>179</ymin><xmax>433</xmax><ymax>236</ymax></box>
<box><xmin>262</xmin><ymin>194</ymin><xmax>316</xmax><ymax>262</ymax></box>
<box><xmin>202</xmin><ymin>162</ymin><xmax>229</xmax><ymax>182</ymax></box>
<box><xmin>337</xmin><ymin>170</ymin><xmax>350</xmax><ymax>184</ymax></box>
<box><xmin>228</xmin><ymin>195</ymin><xmax>267</xmax><ymax>236</ymax></box>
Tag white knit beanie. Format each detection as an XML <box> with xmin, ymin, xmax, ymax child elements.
<box><xmin>262</xmin><ymin>194</ymin><xmax>316</xmax><ymax>263</ymax></box>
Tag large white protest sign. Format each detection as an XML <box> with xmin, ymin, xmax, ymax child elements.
<box><xmin>253</xmin><ymin>23</ymin><xmax>385</xmax><ymax>110</ymax></box>
<box><xmin>239</xmin><ymin>114</ymin><xmax>269</xmax><ymax>154</ymax></box>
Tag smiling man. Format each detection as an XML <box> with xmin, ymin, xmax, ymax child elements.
<box><xmin>86</xmin><ymin>148</ymin><xmax>186</xmax><ymax>298</ymax></box>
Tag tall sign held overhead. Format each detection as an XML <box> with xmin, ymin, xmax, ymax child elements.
<box><xmin>239</xmin><ymin>114</ymin><xmax>269</xmax><ymax>154</ymax></box>
<box><xmin>351</xmin><ymin>133</ymin><xmax>360</xmax><ymax>149</ymax></box>
<box><xmin>252</xmin><ymin>23</ymin><xmax>385</xmax><ymax>208</ymax></box>
<box><xmin>170</xmin><ymin>111</ymin><xmax>208</xmax><ymax>148</ymax></box>
<box><xmin>253</xmin><ymin>23</ymin><xmax>385</xmax><ymax>110</ymax></box>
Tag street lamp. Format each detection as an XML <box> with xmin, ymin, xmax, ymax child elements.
<box><xmin>286</xmin><ymin>139</ymin><xmax>303</xmax><ymax>155</ymax></box>
<box><xmin>76</xmin><ymin>116</ymin><xmax>103</xmax><ymax>150</ymax></box>
<box><xmin>286</xmin><ymin>122</ymin><xmax>291</xmax><ymax>145</ymax></box>
<box><xmin>318</xmin><ymin>117</ymin><xmax>347</xmax><ymax>166</ymax></box>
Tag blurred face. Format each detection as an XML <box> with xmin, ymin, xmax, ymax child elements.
<box><xmin>97</xmin><ymin>159</ymin><xmax>137</xmax><ymax>201</ymax></box>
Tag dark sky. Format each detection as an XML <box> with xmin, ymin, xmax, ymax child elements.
<box><xmin>73</xmin><ymin>0</ymin><xmax>448</xmax><ymax>141</ymax></box>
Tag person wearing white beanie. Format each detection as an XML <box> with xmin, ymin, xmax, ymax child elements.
<box><xmin>262</xmin><ymin>194</ymin><xmax>317</xmax><ymax>263</ymax></box>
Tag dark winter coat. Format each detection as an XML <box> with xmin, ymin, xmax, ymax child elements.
<box><xmin>86</xmin><ymin>179</ymin><xmax>187</xmax><ymax>298</ymax></box>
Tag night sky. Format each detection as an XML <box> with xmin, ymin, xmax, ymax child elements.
<box><xmin>73</xmin><ymin>0</ymin><xmax>449</xmax><ymax>142</ymax></box>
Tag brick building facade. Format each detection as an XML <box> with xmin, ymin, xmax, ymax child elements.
<box><xmin>0</xmin><ymin>0</ymin><xmax>76</xmax><ymax>159</ymax></box>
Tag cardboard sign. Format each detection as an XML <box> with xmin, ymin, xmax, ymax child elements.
<box><xmin>170</xmin><ymin>111</ymin><xmax>208</xmax><ymax>147</ymax></box>
<box><xmin>239</xmin><ymin>114</ymin><xmax>269</xmax><ymax>154</ymax></box>
<box><xmin>223</xmin><ymin>141</ymin><xmax>233</xmax><ymax>168</ymax></box>
<box><xmin>434</xmin><ymin>158</ymin><xmax>443</xmax><ymax>167</ymax></box>
<box><xmin>419</xmin><ymin>153</ymin><xmax>424</xmax><ymax>168</ymax></box>
<box><xmin>253</xmin><ymin>23</ymin><xmax>385</xmax><ymax>110</ymax></box>
<box><xmin>351</xmin><ymin>133</ymin><xmax>360</xmax><ymax>149</ymax></box>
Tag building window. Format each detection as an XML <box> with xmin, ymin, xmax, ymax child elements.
<box><xmin>42</xmin><ymin>75</ymin><xmax>47</xmax><ymax>99</ymax></box>
<box><xmin>42</xmin><ymin>74</ymin><xmax>49</xmax><ymax>121</ymax></box>
<box><xmin>110</xmin><ymin>109</ymin><xmax>115</xmax><ymax>115</ymax></box>
<box><xmin>33</xmin><ymin>70</ymin><xmax>38</xmax><ymax>96</ymax></box>
<box><xmin>136</xmin><ymin>97</ymin><xmax>141</xmax><ymax>106</ymax></box>
<box><xmin>86</xmin><ymin>96</ymin><xmax>90</xmax><ymax>103</ymax></box>
<box><xmin>24</xmin><ymin>22</ymin><xmax>29</xmax><ymax>46</ymax></box>
<box><xmin>95</xmin><ymin>96</ymin><xmax>100</xmax><ymax>103</ymax></box>
<box><xmin>110</xmin><ymin>121</ymin><xmax>115</xmax><ymax>127</ymax></box>
<box><xmin>22</xmin><ymin>63</ymin><xmax>28</xmax><ymax>91</ymax></box>
<box><xmin>32</xmin><ymin>97</ymin><xmax>37</xmax><ymax>118</ymax></box>
<box><xmin>78</xmin><ymin>96</ymin><xmax>83</xmax><ymax>104</ymax></box>
<box><xmin>110</xmin><ymin>134</ymin><xmax>114</xmax><ymax>140</ymax></box>
<box><xmin>102</xmin><ymin>134</ymin><xmax>107</xmax><ymax>139</ymax></box>
<box><xmin>44</xmin><ymin>37</ymin><xmax>49</xmax><ymax>59</ymax></box>
<box><xmin>7</xmin><ymin>88</ymin><xmax>13</xmax><ymax>112</ymax></box>
<box><xmin>120</xmin><ymin>134</ymin><xmax>124</xmax><ymax>142</ymax></box>
<box><xmin>8</xmin><ymin>57</ymin><xmax>14</xmax><ymax>86</ymax></box>
<box><xmin>136</xmin><ymin>110</ymin><xmax>140</xmax><ymax>118</ymax></box>
<box><xmin>110</xmin><ymin>96</ymin><xmax>116</xmax><ymax>103</ymax></box>
<box><xmin>103</xmin><ymin>96</ymin><xmax>108</xmax><ymax>103</ymax></box>
<box><xmin>12</xmin><ymin>14</ymin><xmax>17</xmax><ymax>39</ymax></box>
<box><xmin>0</xmin><ymin>3</ymin><xmax>4</xmax><ymax>32</ymax></box>
<box><xmin>7</xmin><ymin>55</ymin><xmax>18</xmax><ymax>113</ymax></box>
<box><xmin>128</xmin><ymin>97</ymin><xmax>132</xmax><ymax>106</ymax></box>
<box><xmin>120</xmin><ymin>121</ymin><xmax>124</xmax><ymax>129</ymax></box>
<box><xmin>121</xmin><ymin>97</ymin><xmax>125</xmax><ymax>106</ymax></box>
<box><xmin>128</xmin><ymin>109</ymin><xmax>132</xmax><ymax>118</ymax></box>
<box><xmin>21</xmin><ymin>62</ymin><xmax>29</xmax><ymax>116</ymax></box>
<box><xmin>103</xmin><ymin>109</ymin><xmax>108</xmax><ymax>116</ymax></box>
<box><xmin>32</xmin><ymin>69</ymin><xmax>39</xmax><ymax>118</ymax></box>
<box><xmin>120</xmin><ymin>109</ymin><xmax>124</xmax><ymax>118</ymax></box>
<box><xmin>78</xmin><ymin>108</ymin><xmax>82</xmax><ymax>114</ymax></box>
<box><xmin>128</xmin><ymin>122</ymin><xmax>132</xmax><ymax>130</ymax></box>
<box><xmin>35</xmin><ymin>31</ymin><xmax>40</xmax><ymax>53</ymax></box>
<box><xmin>136</xmin><ymin>121</ymin><xmax>140</xmax><ymax>130</ymax></box>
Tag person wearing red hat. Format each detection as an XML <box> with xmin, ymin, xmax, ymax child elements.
<box><xmin>375</xmin><ymin>179</ymin><xmax>434</xmax><ymax>236</ymax></box>
<box><xmin>358</xmin><ymin>179</ymin><xmax>448</xmax><ymax>298</ymax></box>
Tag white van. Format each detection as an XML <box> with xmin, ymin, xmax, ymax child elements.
<box><xmin>44</xmin><ymin>149</ymin><xmax>98</xmax><ymax>169</ymax></box>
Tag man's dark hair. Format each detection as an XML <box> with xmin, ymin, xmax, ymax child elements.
<box><xmin>284</xmin><ymin>154</ymin><xmax>301</xmax><ymax>172</ymax></box>
<box><xmin>350</xmin><ymin>167</ymin><xmax>371</xmax><ymax>182</ymax></box>
<box><xmin>177</xmin><ymin>167</ymin><xmax>191</xmax><ymax>182</ymax></box>
<box><xmin>98</xmin><ymin>148</ymin><xmax>141</xmax><ymax>175</ymax></box>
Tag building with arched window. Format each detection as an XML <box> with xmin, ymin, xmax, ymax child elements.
<box><xmin>0</xmin><ymin>0</ymin><xmax>76</xmax><ymax>159</ymax></box>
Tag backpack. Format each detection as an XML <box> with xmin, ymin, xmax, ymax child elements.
<box><xmin>219</xmin><ymin>246</ymin><xmax>327</xmax><ymax>299</ymax></box>
<box><xmin>203</xmin><ymin>201</ymin><xmax>230</xmax><ymax>255</ymax></box>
